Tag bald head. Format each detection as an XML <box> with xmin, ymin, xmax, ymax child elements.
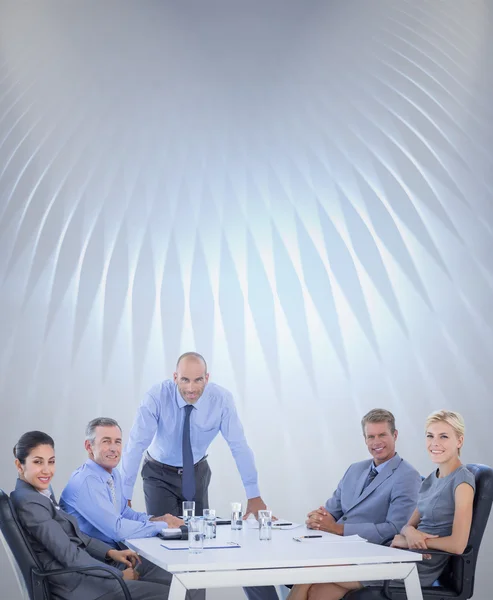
<box><xmin>174</xmin><ymin>352</ymin><xmax>209</xmax><ymax>404</ymax></box>
<box><xmin>176</xmin><ymin>352</ymin><xmax>207</xmax><ymax>372</ymax></box>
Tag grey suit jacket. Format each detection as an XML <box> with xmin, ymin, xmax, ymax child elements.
<box><xmin>11</xmin><ymin>479</ymin><xmax>123</xmax><ymax>600</ymax></box>
<box><xmin>325</xmin><ymin>453</ymin><xmax>421</xmax><ymax>544</ymax></box>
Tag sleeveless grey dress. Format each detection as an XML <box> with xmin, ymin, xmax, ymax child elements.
<box><xmin>364</xmin><ymin>464</ymin><xmax>475</xmax><ymax>588</ymax></box>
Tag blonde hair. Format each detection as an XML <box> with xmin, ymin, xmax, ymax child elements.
<box><xmin>425</xmin><ymin>410</ymin><xmax>465</xmax><ymax>455</ymax></box>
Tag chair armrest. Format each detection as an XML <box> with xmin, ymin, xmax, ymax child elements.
<box><xmin>382</xmin><ymin>547</ymin><xmax>473</xmax><ymax>598</ymax></box>
<box><xmin>390</xmin><ymin>546</ymin><xmax>473</xmax><ymax>558</ymax></box>
<box><xmin>32</xmin><ymin>565</ymin><xmax>132</xmax><ymax>600</ymax></box>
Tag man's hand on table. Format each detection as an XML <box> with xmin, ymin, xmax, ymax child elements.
<box><xmin>306</xmin><ymin>506</ymin><xmax>344</xmax><ymax>535</ymax></box>
<box><xmin>244</xmin><ymin>496</ymin><xmax>268</xmax><ymax>519</ymax></box>
<box><xmin>150</xmin><ymin>514</ymin><xmax>184</xmax><ymax>528</ymax></box>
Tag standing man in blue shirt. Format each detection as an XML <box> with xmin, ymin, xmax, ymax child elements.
<box><xmin>121</xmin><ymin>352</ymin><xmax>267</xmax><ymax>518</ymax></box>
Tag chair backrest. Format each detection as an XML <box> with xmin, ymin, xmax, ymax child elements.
<box><xmin>0</xmin><ymin>489</ymin><xmax>50</xmax><ymax>600</ymax></box>
<box><xmin>466</xmin><ymin>464</ymin><xmax>493</xmax><ymax>549</ymax></box>
<box><xmin>441</xmin><ymin>463</ymin><xmax>493</xmax><ymax>597</ymax></box>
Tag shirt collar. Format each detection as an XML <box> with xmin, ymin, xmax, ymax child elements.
<box><xmin>372</xmin><ymin>454</ymin><xmax>396</xmax><ymax>473</ymax></box>
<box><xmin>85</xmin><ymin>458</ymin><xmax>115</xmax><ymax>481</ymax></box>
<box><xmin>38</xmin><ymin>488</ymin><xmax>60</xmax><ymax>509</ymax></box>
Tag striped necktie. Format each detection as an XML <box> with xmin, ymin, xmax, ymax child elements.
<box><xmin>360</xmin><ymin>466</ymin><xmax>379</xmax><ymax>495</ymax></box>
<box><xmin>107</xmin><ymin>476</ymin><xmax>118</xmax><ymax>509</ymax></box>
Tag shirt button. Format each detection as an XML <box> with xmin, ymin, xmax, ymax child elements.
<box><xmin>342</xmin><ymin>516</ymin><xmax>347</xmax><ymax>521</ymax></box>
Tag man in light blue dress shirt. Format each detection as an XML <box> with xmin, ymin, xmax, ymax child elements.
<box><xmin>60</xmin><ymin>418</ymin><xmax>183</xmax><ymax>545</ymax></box>
<box><xmin>60</xmin><ymin>417</ymin><xmax>194</xmax><ymax>598</ymax></box>
<box><xmin>121</xmin><ymin>352</ymin><xmax>267</xmax><ymax>517</ymax></box>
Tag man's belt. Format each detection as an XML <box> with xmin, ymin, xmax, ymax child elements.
<box><xmin>146</xmin><ymin>452</ymin><xmax>207</xmax><ymax>475</ymax></box>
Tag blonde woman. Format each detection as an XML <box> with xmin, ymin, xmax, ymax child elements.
<box><xmin>288</xmin><ymin>410</ymin><xmax>475</xmax><ymax>600</ymax></box>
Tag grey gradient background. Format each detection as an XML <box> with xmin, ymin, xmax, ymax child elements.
<box><xmin>0</xmin><ymin>1</ymin><xmax>492</xmax><ymax>598</ymax></box>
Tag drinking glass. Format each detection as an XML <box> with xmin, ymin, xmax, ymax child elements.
<box><xmin>203</xmin><ymin>508</ymin><xmax>216</xmax><ymax>539</ymax></box>
<box><xmin>258</xmin><ymin>510</ymin><xmax>272</xmax><ymax>541</ymax></box>
<box><xmin>188</xmin><ymin>516</ymin><xmax>204</xmax><ymax>553</ymax></box>
<box><xmin>182</xmin><ymin>501</ymin><xmax>195</xmax><ymax>524</ymax></box>
<box><xmin>231</xmin><ymin>502</ymin><xmax>243</xmax><ymax>530</ymax></box>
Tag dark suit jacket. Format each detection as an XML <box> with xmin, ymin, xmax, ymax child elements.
<box><xmin>11</xmin><ymin>478</ymin><xmax>123</xmax><ymax>600</ymax></box>
<box><xmin>325</xmin><ymin>453</ymin><xmax>421</xmax><ymax>544</ymax></box>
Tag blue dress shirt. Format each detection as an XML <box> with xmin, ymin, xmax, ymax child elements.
<box><xmin>373</xmin><ymin>457</ymin><xmax>392</xmax><ymax>474</ymax></box>
<box><xmin>120</xmin><ymin>380</ymin><xmax>260</xmax><ymax>500</ymax></box>
<box><xmin>60</xmin><ymin>459</ymin><xmax>165</xmax><ymax>546</ymax></box>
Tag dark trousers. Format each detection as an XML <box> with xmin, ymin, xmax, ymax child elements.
<box><xmin>243</xmin><ymin>587</ymin><xmax>280</xmax><ymax>600</ymax></box>
<box><xmin>142</xmin><ymin>454</ymin><xmax>212</xmax><ymax>517</ymax></box>
<box><xmin>96</xmin><ymin>555</ymin><xmax>171</xmax><ymax>599</ymax></box>
<box><xmin>97</xmin><ymin>555</ymin><xmax>205</xmax><ymax>600</ymax></box>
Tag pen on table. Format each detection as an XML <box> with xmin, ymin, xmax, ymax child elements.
<box><xmin>293</xmin><ymin>535</ymin><xmax>323</xmax><ymax>542</ymax></box>
<box><xmin>273</xmin><ymin>522</ymin><xmax>293</xmax><ymax>526</ymax></box>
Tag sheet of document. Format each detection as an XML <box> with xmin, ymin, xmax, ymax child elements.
<box><xmin>160</xmin><ymin>540</ymin><xmax>241</xmax><ymax>550</ymax></box>
<box><xmin>246</xmin><ymin>517</ymin><xmax>301</xmax><ymax>530</ymax></box>
<box><xmin>293</xmin><ymin>533</ymin><xmax>366</xmax><ymax>543</ymax></box>
<box><xmin>271</xmin><ymin>520</ymin><xmax>302</xmax><ymax>530</ymax></box>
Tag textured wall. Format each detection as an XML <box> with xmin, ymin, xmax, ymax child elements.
<box><xmin>1</xmin><ymin>1</ymin><xmax>492</xmax><ymax>598</ymax></box>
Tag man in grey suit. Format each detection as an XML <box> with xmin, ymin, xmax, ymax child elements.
<box><xmin>306</xmin><ymin>408</ymin><xmax>421</xmax><ymax>543</ymax></box>
<box><xmin>245</xmin><ymin>409</ymin><xmax>422</xmax><ymax>600</ymax></box>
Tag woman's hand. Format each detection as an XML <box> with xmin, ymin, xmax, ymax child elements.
<box><xmin>107</xmin><ymin>549</ymin><xmax>141</xmax><ymax>568</ymax></box>
<box><xmin>403</xmin><ymin>526</ymin><xmax>438</xmax><ymax>550</ymax></box>
<box><xmin>122</xmin><ymin>568</ymin><xmax>140</xmax><ymax>581</ymax></box>
<box><xmin>390</xmin><ymin>534</ymin><xmax>409</xmax><ymax>548</ymax></box>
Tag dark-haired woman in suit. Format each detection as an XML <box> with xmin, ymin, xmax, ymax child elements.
<box><xmin>11</xmin><ymin>430</ymin><xmax>170</xmax><ymax>600</ymax></box>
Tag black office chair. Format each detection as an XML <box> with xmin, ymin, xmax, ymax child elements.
<box><xmin>346</xmin><ymin>463</ymin><xmax>493</xmax><ymax>600</ymax></box>
<box><xmin>0</xmin><ymin>489</ymin><xmax>132</xmax><ymax>600</ymax></box>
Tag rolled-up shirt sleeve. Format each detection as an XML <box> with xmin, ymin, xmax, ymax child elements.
<box><xmin>121</xmin><ymin>392</ymin><xmax>160</xmax><ymax>500</ymax></box>
<box><xmin>220</xmin><ymin>394</ymin><xmax>260</xmax><ymax>499</ymax></box>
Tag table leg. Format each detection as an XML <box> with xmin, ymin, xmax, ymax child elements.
<box><xmin>168</xmin><ymin>574</ymin><xmax>188</xmax><ymax>600</ymax></box>
<box><xmin>403</xmin><ymin>564</ymin><xmax>423</xmax><ymax>600</ymax></box>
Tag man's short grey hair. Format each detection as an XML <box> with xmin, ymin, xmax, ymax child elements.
<box><xmin>85</xmin><ymin>417</ymin><xmax>122</xmax><ymax>444</ymax></box>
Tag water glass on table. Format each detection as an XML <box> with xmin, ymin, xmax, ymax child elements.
<box><xmin>203</xmin><ymin>508</ymin><xmax>216</xmax><ymax>539</ymax></box>
<box><xmin>188</xmin><ymin>516</ymin><xmax>205</xmax><ymax>553</ymax></box>
<box><xmin>231</xmin><ymin>502</ymin><xmax>243</xmax><ymax>530</ymax></box>
<box><xmin>258</xmin><ymin>510</ymin><xmax>272</xmax><ymax>541</ymax></box>
<box><xmin>182</xmin><ymin>501</ymin><xmax>195</xmax><ymax>524</ymax></box>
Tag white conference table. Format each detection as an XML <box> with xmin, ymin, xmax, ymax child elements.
<box><xmin>126</xmin><ymin>525</ymin><xmax>423</xmax><ymax>600</ymax></box>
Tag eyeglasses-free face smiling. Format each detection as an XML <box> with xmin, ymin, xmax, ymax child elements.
<box><xmin>426</xmin><ymin>421</ymin><xmax>463</xmax><ymax>465</ymax></box>
<box><xmin>85</xmin><ymin>425</ymin><xmax>123</xmax><ymax>473</ymax></box>
<box><xmin>15</xmin><ymin>444</ymin><xmax>55</xmax><ymax>492</ymax></box>
<box><xmin>364</xmin><ymin>422</ymin><xmax>398</xmax><ymax>466</ymax></box>
<box><xmin>174</xmin><ymin>357</ymin><xmax>209</xmax><ymax>404</ymax></box>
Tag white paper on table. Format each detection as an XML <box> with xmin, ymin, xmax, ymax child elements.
<box><xmin>160</xmin><ymin>540</ymin><xmax>241</xmax><ymax>550</ymax></box>
<box><xmin>246</xmin><ymin>517</ymin><xmax>301</xmax><ymax>530</ymax></box>
<box><xmin>246</xmin><ymin>515</ymin><xmax>260</xmax><ymax>529</ymax></box>
<box><xmin>293</xmin><ymin>533</ymin><xmax>366</xmax><ymax>543</ymax></box>
<box><xmin>271</xmin><ymin>520</ymin><xmax>302</xmax><ymax>530</ymax></box>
